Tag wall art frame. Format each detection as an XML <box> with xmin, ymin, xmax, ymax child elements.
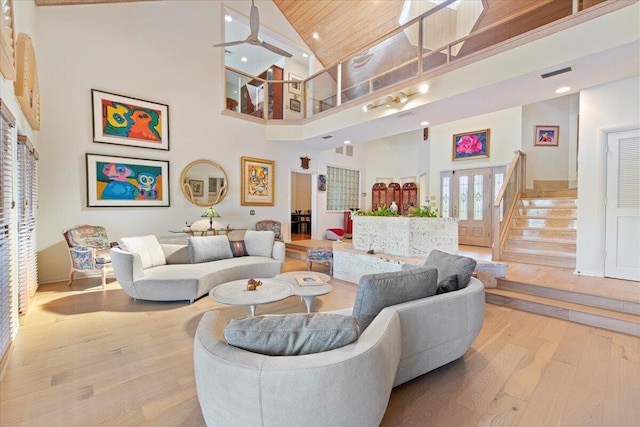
<box><xmin>534</xmin><ymin>125</ymin><xmax>559</xmax><ymax>146</ymax></box>
<box><xmin>241</xmin><ymin>156</ymin><xmax>275</xmax><ymax>206</ymax></box>
<box><xmin>452</xmin><ymin>128</ymin><xmax>490</xmax><ymax>161</ymax></box>
<box><xmin>92</xmin><ymin>89</ymin><xmax>170</xmax><ymax>150</ymax></box>
<box><xmin>288</xmin><ymin>72</ymin><xmax>302</xmax><ymax>96</ymax></box>
<box><xmin>189</xmin><ymin>179</ymin><xmax>204</xmax><ymax>197</ymax></box>
<box><xmin>290</xmin><ymin>98</ymin><xmax>301</xmax><ymax>112</ymax></box>
<box><xmin>86</xmin><ymin>153</ymin><xmax>170</xmax><ymax>207</ymax></box>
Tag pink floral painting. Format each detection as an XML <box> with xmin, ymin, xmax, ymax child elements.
<box><xmin>452</xmin><ymin>129</ymin><xmax>490</xmax><ymax>161</ymax></box>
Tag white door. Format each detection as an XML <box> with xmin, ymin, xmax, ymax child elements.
<box><xmin>605</xmin><ymin>128</ymin><xmax>640</xmax><ymax>281</ymax></box>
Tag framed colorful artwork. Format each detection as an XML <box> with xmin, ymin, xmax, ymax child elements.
<box><xmin>452</xmin><ymin>128</ymin><xmax>490</xmax><ymax>161</ymax></box>
<box><xmin>189</xmin><ymin>179</ymin><xmax>204</xmax><ymax>197</ymax></box>
<box><xmin>86</xmin><ymin>153</ymin><xmax>170</xmax><ymax>207</ymax></box>
<box><xmin>92</xmin><ymin>89</ymin><xmax>169</xmax><ymax>150</ymax></box>
<box><xmin>535</xmin><ymin>125</ymin><xmax>559</xmax><ymax>146</ymax></box>
<box><xmin>241</xmin><ymin>156</ymin><xmax>275</xmax><ymax>206</ymax></box>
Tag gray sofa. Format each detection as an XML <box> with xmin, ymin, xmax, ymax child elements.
<box><xmin>194</xmin><ymin>270</ymin><xmax>485</xmax><ymax>426</ymax></box>
<box><xmin>110</xmin><ymin>231</ymin><xmax>285</xmax><ymax>303</ymax></box>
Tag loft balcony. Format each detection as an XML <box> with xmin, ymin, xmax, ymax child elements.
<box><xmin>221</xmin><ymin>0</ymin><xmax>638</xmax><ymax>145</ymax></box>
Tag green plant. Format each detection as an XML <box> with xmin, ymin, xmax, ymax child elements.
<box><xmin>410</xmin><ymin>205</ymin><xmax>438</xmax><ymax>218</ymax></box>
<box><xmin>353</xmin><ymin>205</ymin><xmax>398</xmax><ymax>217</ymax></box>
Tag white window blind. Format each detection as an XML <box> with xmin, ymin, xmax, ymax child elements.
<box><xmin>326</xmin><ymin>166</ymin><xmax>360</xmax><ymax>211</ymax></box>
<box><xmin>0</xmin><ymin>100</ymin><xmax>16</xmax><ymax>365</ymax></box>
<box><xmin>17</xmin><ymin>136</ymin><xmax>38</xmax><ymax>314</ymax></box>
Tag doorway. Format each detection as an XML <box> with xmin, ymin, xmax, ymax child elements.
<box><xmin>440</xmin><ymin>166</ymin><xmax>506</xmax><ymax>247</ymax></box>
<box><xmin>290</xmin><ymin>171</ymin><xmax>312</xmax><ymax>241</ymax></box>
<box><xmin>605</xmin><ymin>128</ymin><xmax>640</xmax><ymax>281</ymax></box>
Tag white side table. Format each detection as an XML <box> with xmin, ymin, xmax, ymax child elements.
<box><xmin>211</xmin><ymin>279</ymin><xmax>293</xmax><ymax>316</ymax></box>
<box><xmin>275</xmin><ymin>271</ymin><xmax>333</xmax><ymax>313</ymax></box>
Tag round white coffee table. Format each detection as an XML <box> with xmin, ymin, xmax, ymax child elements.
<box><xmin>210</xmin><ymin>279</ymin><xmax>293</xmax><ymax>316</ymax></box>
<box><xmin>275</xmin><ymin>271</ymin><xmax>333</xmax><ymax>313</ymax></box>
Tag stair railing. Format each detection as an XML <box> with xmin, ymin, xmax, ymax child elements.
<box><xmin>492</xmin><ymin>150</ymin><xmax>526</xmax><ymax>261</ymax></box>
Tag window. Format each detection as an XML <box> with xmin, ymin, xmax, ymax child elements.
<box><xmin>0</xmin><ymin>100</ymin><xmax>16</xmax><ymax>364</ymax></box>
<box><xmin>17</xmin><ymin>136</ymin><xmax>38</xmax><ymax>314</ymax></box>
<box><xmin>326</xmin><ymin>166</ymin><xmax>360</xmax><ymax>211</ymax></box>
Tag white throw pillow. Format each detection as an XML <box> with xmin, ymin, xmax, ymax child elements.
<box><xmin>244</xmin><ymin>230</ymin><xmax>275</xmax><ymax>258</ymax></box>
<box><xmin>120</xmin><ymin>235</ymin><xmax>166</xmax><ymax>269</ymax></box>
<box><xmin>188</xmin><ymin>235</ymin><xmax>233</xmax><ymax>263</ymax></box>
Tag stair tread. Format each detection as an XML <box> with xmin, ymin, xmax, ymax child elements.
<box><xmin>501</xmin><ymin>248</ymin><xmax>576</xmax><ymax>258</ymax></box>
<box><xmin>506</xmin><ymin>236</ymin><xmax>576</xmax><ymax>244</ymax></box>
<box><xmin>509</xmin><ymin>226</ymin><xmax>577</xmax><ymax>231</ymax></box>
<box><xmin>486</xmin><ymin>288</ymin><xmax>640</xmax><ymax>323</ymax></box>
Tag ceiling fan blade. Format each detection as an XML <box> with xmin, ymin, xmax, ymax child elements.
<box><xmin>249</xmin><ymin>3</ymin><xmax>260</xmax><ymax>39</ymax></box>
<box><xmin>213</xmin><ymin>40</ymin><xmax>245</xmax><ymax>48</ymax></box>
<box><xmin>261</xmin><ymin>40</ymin><xmax>293</xmax><ymax>58</ymax></box>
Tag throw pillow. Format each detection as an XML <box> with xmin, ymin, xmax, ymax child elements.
<box><xmin>229</xmin><ymin>240</ymin><xmax>248</xmax><ymax>257</ymax></box>
<box><xmin>243</xmin><ymin>230</ymin><xmax>275</xmax><ymax>258</ymax></box>
<box><xmin>162</xmin><ymin>244</ymin><xmax>191</xmax><ymax>264</ymax></box>
<box><xmin>424</xmin><ymin>250</ymin><xmax>477</xmax><ymax>289</ymax></box>
<box><xmin>187</xmin><ymin>236</ymin><xmax>233</xmax><ymax>263</ymax></box>
<box><xmin>435</xmin><ymin>274</ymin><xmax>459</xmax><ymax>295</ymax></box>
<box><xmin>119</xmin><ymin>235</ymin><xmax>166</xmax><ymax>269</ymax></box>
<box><xmin>352</xmin><ymin>267</ymin><xmax>439</xmax><ymax>330</ymax></box>
<box><xmin>224</xmin><ymin>313</ymin><xmax>360</xmax><ymax>356</ymax></box>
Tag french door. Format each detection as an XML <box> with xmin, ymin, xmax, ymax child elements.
<box><xmin>440</xmin><ymin>166</ymin><xmax>505</xmax><ymax>247</ymax></box>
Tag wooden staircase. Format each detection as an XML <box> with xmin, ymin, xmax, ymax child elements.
<box><xmin>500</xmin><ymin>189</ymin><xmax>577</xmax><ymax>269</ymax></box>
<box><xmin>486</xmin><ymin>277</ymin><xmax>640</xmax><ymax>337</ymax></box>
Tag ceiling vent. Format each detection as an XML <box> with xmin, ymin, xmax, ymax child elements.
<box><xmin>321</xmin><ymin>135</ymin><xmax>333</xmax><ymax>139</ymax></box>
<box><xmin>541</xmin><ymin>66</ymin><xmax>572</xmax><ymax>79</ymax></box>
<box><xmin>396</xmin><ymin>111</ymin><xmax>415</xmax><ymax>119</ymax></box>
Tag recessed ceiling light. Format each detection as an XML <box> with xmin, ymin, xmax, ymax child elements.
<box><xmin>302</xmin><ymin>53</ymin><xmax>309</xmax><ymax>58</ymax></box>
<box><xmin>241</xmin><ymin>57</ymin><xmax>248</xmax><ymax>62</ymax></box>
<box><xmin>312</xmin><ymin>32</ymin><xmax>319</xmax><ymax>39</ymax></box>
<box><xmin>420</xmin><ymin>121</ymin><xmax>430</xmax><ymax>126</ymax></box>
<box><xmin>555</xmin><ymin>86</ymin><xmax>571</xmax><ymax>94</ymax></box>
<box><xmin>344</xmin><ymin>140</ymin><xmax>351</xmax><ymax>144</ymax></box>
<box><xmin>419</xmin><ymin>83</ymin><xmax>429</xmax><ymax>94</ymax></box>
<box><xmin>225</xmin><ymin>15</ymin><xmax>232</xmax><ymax>22</ymax></box>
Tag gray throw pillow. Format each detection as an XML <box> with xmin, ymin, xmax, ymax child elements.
<box><xmin>224</xmin><ymin>313</ymin><xmax>360</xmax><ymax>356</ymax></box>
<box><xmin>244</xmin><ymin>230</ymin><xmax>275</xmax><ymax>258</ymax></box>
<box><xmin>435</xmin><ymin>274</ymin><xmax>459</xmax><ymax>295</ymax></box>
<box><xmin>187</xmin><ymin>236</ymin><xmax>233</xmax><ymax>263</ymax></box>
<box><xmin>424</xmin><ymin>250</ymin><xmax>477</xmax><ymax>289</ymax></box>
<box><xmin>352</xmin><ymin>267</ymin><xmax>438</xmax><ymax>331</ymax></box>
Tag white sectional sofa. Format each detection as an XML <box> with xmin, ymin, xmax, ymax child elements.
<box><xmin>194</xmin><ymin>267</ymin><xmax>485</xmax><ymax>426</ymax></box>
<box><xmin>110</xmin><ymin>231</ymin><xmax>284</xmax><ymax>303</ymax></box>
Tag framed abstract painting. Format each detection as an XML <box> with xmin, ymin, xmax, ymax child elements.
<box><xmin>86</xmin><ymin>153</ymin><xmax>170</xmax><ymax>207</ymax></box>
<box><xmin>92</xmin><ymin>89</ymin><xmax>170</xmax><ymax>150</ymax></box>
<box><xmin>241</xmin><ymin>156</ymin><xmax>275</xmax><ymax>206</ymax></box>
<box><xmin>452</xmin><ymin>128</ymin><xmax>490</xmax><ymax>161</ymax></box>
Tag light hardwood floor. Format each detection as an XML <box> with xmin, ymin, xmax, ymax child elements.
<box><xmin>1</xmin><ymin>257</ymin><xmax>639</xmax><ymax>426</ymax></box>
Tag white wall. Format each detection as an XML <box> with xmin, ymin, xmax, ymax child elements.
<box><xmin>428</xmin><ymin>107</ymin><xmax>522</xmax><ymax>209</ymax></box>
<box><xmin>521</xmin><ymin>94</ymin><xmax>578</xmax><ymax>188</ymax></box>
<box><xmin>576</xmin><ymin>76</ymin><xmax>640</xmax><ymax>276</ymax></box>
<box><xmin>34</xmin><ymin>1</ymin><xmax>361</xmax><ymax>283</ymax></box>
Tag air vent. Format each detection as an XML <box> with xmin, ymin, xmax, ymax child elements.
<box><xmin>541</xmin><ymin>67</ymin><xmax>572</xmax><ymax>79</ymax></box>
<box><xmin>321</xmin><ymin>135</ymin><xmax>333</xmax><ymax>139</ymax></box>
<box><xmin>346</xmin><ymin>145</ymin><xmax>354</xmax><ymax>157</ymax></box>
<box><xmin>335</xmin><ymin>147</ymin><xmax>343</xmax><ymax>154</ymax></box>
<box><xmin>396</xmin><ymin>111</ymin><xmax>415</xmax><ymax>119</ymax></box>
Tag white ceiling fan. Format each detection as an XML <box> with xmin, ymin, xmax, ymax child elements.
<box><xmin>214</xmin><ymin>0</ymin><xmax>293</xmax><ymax>58</ymax></box>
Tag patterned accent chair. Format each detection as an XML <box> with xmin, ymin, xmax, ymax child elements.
<box><xmin>307</xmin><ymin>248</ymin><xmax>333</xmax><ymax>275</ymax></box>
<box><xmin>62</xmin><ymin>225</ymin><xmax>114</xmax><ymax>288</ymax></box>
<box><xmin>255</xmin><ymin>220</ymin><xmax>283</xmax><ymax>242</ymax></box>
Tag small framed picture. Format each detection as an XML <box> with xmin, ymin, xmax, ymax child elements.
<box><xmin>189</xmin><ymin>179</ymin><xmax>204</xmax><ymax>197</ymax></box>
<box><xmin>290</xmin><ymin>98</ymin><xmax>301</xmax><ymax>112</ymax></box>
<box><xmin>289</xmin><ymin>73</ymin><xmax>302</xmax><ymax>96</ymax></box>
<box><xmin>535</xmin><ymin>125</ymin><xmax>559</xmax><ymax>146</ymax></box>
